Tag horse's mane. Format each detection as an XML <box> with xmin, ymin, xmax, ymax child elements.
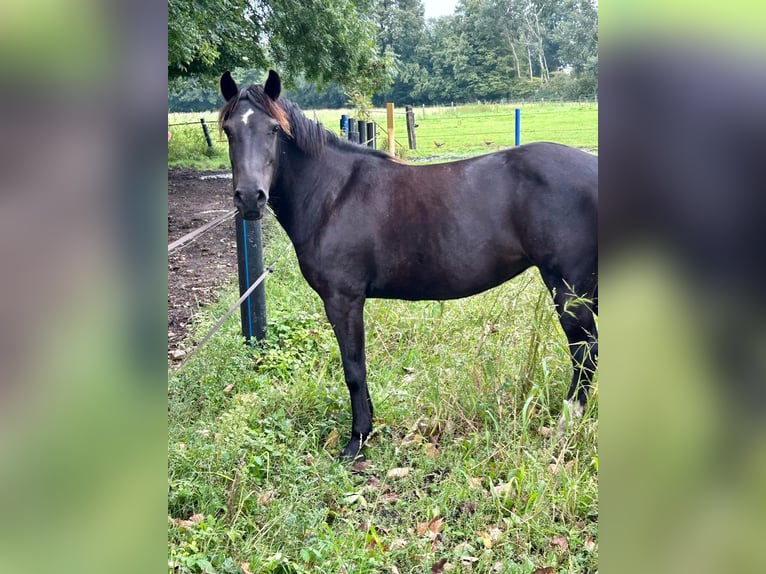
<box><xmin>219</xmin><ymin>84</ymin><xmax>395</xmax><ymax>160</ymax></box>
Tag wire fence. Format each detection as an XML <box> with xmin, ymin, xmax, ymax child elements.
<box><xmin>170</xmin><ymin>233</ymin><xmax>293</xmax><ymax>374</ymax></box>
<box><xmin>169</xmin><ymin>103</ymin><xmax>597</xmax><ymax>157</ymax></box>
<box><xmin>168</xmin><ymin>209</ymin><xmax>237</xmax><ymax>253</ymax></box>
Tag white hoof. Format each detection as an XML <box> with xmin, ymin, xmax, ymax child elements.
<box><xmin>556</xmin><ymin>399</ymin><xmax>584</xmax><ymax>438</ymax></box>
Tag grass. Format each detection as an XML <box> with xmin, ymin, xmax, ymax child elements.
<box><xmin>167</xmin><ymin>220</ymin><xmax>598</xmax><ymax>573</ymax></box>
<box><xmin>168</xmin><ymin>113</ymin><xmax>230</xmax><ymax>170</ymax></box>
<box><xmin>167</xmin><ymin>101</ymin><xmax>598</xmax><ymax>170</ymax></box>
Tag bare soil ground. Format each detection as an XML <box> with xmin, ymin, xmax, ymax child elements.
<box><xmin>168</xmin><ymin>167</ymin><xmax>236</xmax><ymax>360</ymax></box>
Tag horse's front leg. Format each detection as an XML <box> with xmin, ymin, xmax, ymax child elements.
<box><xmin>323</xmin><ymin>293</ymin><xmax>373</xmax><ymax>459</ymax></box>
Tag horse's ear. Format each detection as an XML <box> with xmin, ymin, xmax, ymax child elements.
<box><xmin>220</xmin><ymin>71</ymin><xmax>238</xmax><ymax>102</ymax></box>
<box><xmin>264</xmin><ymin>70</ymin><xmax>281</xmax><ymax>101</ymax></box>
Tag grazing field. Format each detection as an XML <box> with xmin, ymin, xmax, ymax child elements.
<box><xmin>168</xmin><ymin>101</ymin><xmax>597</xmax><ymax>169</ymax></box>
<box><xmin>168</xmin><ymin>217</ymin><xmax>598</xmax><ymax>573</ymax></box>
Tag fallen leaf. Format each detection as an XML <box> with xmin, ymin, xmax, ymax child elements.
<box><xmin>366</xmin><ymin>476</ymin><xmax>381</xmax><ymax>490</ymax></box>
<box><xmin>169</xmin><ymin>349</ymin><xmax>186</xmax><ymax>360</ymax></box>
<box><xmin>240</xmin><ymin>562</ymin><xmax>254</xmax><ymax>574</ymax></box>
<box><xmin>391</xmin><ymin>566</ymin><xmax>400</xmax><ymax>574</ymax></box>
<box><xmin>324</xmin><ymin>429</ymin><xmax>340</xmax><ymax>449</ymax></box>
<box><xmin>550</xmin><ymin>535</ymin><xmax>569</xmax><ymax>553</ymax></box>
<box><xmin>532</xmin><ymin>568</ymin><xmax>555</xmax><ymax>574</ymax></box>
<box><xmin>493</xmin><ymin>482</ymin><xmax>513</xmax><ymax>496</ymax></box>
<box><xmin>478</xmin><ymin>530</ymin><xmax>492</xmax><ymax>549</ymax></box>
<box><xmin>492</xmin><ymin>561</ymin><xmax>504</xmax><ymax>572</ymax></box>
<box><xmin>257</xmin><ymin>490</ymin><xmax>274</xmax><ymax>505</ymax></box>
<box><xmin>172</xmin><ymin>513</ymin><xmax>204</xmax><ymax>529</ymax></box>
<box><xmin>430</xmin><ymin>558</ymin><xmax>448</xmax><ymax>573</ymax></box>
<box><xmin>223</xmin><ymin>383</ymin><xmax>235</xmax><ymax>394</ymax></box>
<box><xmin>352</xmin><ymin>460</ymin><xmax>372</xmax><ymax>472</ymax></box>
<box><xmin>477</xmin><ymin>526</ymin><xmax>503</xmax><ymax>549</ymax></box>
<box><xmin>539</xmin><ymin>426</ymin><xmax>553</xmax><ymax>438</ymax></box>
<box><xmin>387</xmin><ymin>467</ymin><xmax>412</xmax><ymax>479</ymax></box>
<box><xmin>390</xmin><ymin>538</ymin><xmax>408</xmax><ymax>550</ymax></box>
<box><xmin>418</xmin><ymin>517</ymin><xmax>445</xmax><ymax>540</ymax></box>
<box><xmin>401</xmin><ymin>432</ymin><xmax>424</xmax><ymax>447</ymax></box>
<box><xmin>425</xmin><ymin>443</ymin><xmax>440</xmax><ymax>458</ymax></box>
<box><xmin>467</xmin><ymin>477</ymin><xmax>483</xmax><ymax>489</ymax></box>
<box><xmin>583</xmin><ymin>536</ymin><xmax>596</xmax><ymax>551</ymax></box>
<box><xmin>343</xmin><ymin>492</ymin><xmax>366</xmax><ymax>506</ymax></box>
<box><xmin>380</xmin><ymin>492</ymin><xmax>399</xmax><ymax>505</ymax></box>
<box><xmin>429</xmin><ymin>517</ymin><xmax>445</xmax><ymax>534</ymax></box>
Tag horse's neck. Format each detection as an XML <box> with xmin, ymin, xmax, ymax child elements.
<box><xmin>270</xmin><ymin>144</ymin><xmax>350</xmax><ymax>247</ymax></box>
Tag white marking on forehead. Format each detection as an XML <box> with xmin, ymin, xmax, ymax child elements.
<box><xmin>241</xmin><ymin>109</ymin><xmax>254</xmax><ymax>125</ymax></box>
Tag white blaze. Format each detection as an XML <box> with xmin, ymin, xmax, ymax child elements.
<box><xmin>241</xmin><ymin>109</ymin><xmax>254</xmax><ymax>125</ymax></box>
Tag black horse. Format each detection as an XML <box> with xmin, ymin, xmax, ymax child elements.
<box><xmin>219</xmin><ymin>71</ymin><xmax>598</xmax><ymax>458</ymax></box>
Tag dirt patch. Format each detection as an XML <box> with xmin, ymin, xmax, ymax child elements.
<box><xmin>168</xmin><ymin>167</ymin><xmax>237</xmax><ymax>360</ymax></box>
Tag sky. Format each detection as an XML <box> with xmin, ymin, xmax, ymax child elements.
<box><xmin>422</xmin><ymin>0</ymin><xmax>457</xmax><ymax>19</ymax></box>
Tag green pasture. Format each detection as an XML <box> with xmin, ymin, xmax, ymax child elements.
<box><xmin>168</xmin><ymin>220</ymin><xmax>598</xmax><ymax>573</ymax></box>
<box><xmin>167</xmin><ymin>101</ymin><xmax>597</xmax><ymax>169</ymax></box>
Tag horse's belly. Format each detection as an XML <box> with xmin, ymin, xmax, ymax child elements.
<box><xmin>367</xmin><ymin>256</ymin><xmax>531</xmax><ymax>301</ymax></box>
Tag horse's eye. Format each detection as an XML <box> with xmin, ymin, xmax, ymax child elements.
<box><xmin>271</xmin><ymin>125</ymin><xmax>280</xmax><ymax>135</ymax></box>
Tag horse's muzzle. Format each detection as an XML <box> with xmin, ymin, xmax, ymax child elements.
<box><xmin>234</xmin><ymin>188</ymin><xmax>267</xmax><ymax>220</ymax></box>
<box><xmin>238</xmin><ymin>207</ymin><xmax>264</xmax><ymax>221</ymax></box>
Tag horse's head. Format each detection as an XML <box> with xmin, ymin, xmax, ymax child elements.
<box><xmin>219</xmin><ymin>70</ymin><xmax>286</xmax><ymax>220</ymax></box>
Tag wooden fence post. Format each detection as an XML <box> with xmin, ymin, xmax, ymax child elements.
<box><xmin>405</xmin><ymin>105</ymin><xmax>417</xmax><ymax>150</ymax></box>
<box><xmin>200</xmin><ymin>118</ymin><xmax>213</xmax><ymax>149</ymax></box>
<box><xmin>386</xmin><ymin>103</ymin><xmax>395</xmax><ymax>155</ymax></box>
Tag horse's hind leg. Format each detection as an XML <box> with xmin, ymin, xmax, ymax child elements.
<box><xmin>323</xmin><ymin>293</ymin><xmax>373</xmax><ymax>460</ymax></box>
<box><xmin>539</xmin><ymin>270</ymin><xmax>598</xmax><ymax>419</ymax></box>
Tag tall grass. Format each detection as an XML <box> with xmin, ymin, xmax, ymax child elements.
<box><xmin>168</xmin><ymin>220</ymin><xmax>598</xmax><ymax>573</ymax></box>
<box><xmin>168</xmin><ymin>112</ymin><xmax>229</xmax><ymax>170</ymax></box>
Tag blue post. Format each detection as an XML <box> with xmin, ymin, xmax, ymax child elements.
<box><xmin>515</xmin><ymin>108</ymin><xmax>521</xmax><ymax>146</ymax></box>
<box><xmin>340</xmin><ymin>114</ymin><xmax>348</xmax><ymax>136</ymax></box>
<box><xmin>235</xmin><ymin>215</ymin><xmax>267</xmax><ymax>343</ymax></box>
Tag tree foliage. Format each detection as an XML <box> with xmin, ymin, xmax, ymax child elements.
<box><xmin>168</xmin><ymin>0</ymin><xmax>393</xmax><ymax>90</ymax></box>
<box><xmin>168</xmin><ymin>0</ymin><xmax>598</xmax><ymax>111</ymax></box>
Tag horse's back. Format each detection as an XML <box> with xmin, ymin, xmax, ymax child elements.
<box><xmin>306</xmin><ymin>143</ymin><xmax>597</xmax><ymax>302</ymax></box>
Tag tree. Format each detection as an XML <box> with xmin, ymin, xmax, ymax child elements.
<box><xmin>374</xmin><ymin>0</ymin><xmax>428</xmax><ymax>104</ymax></box>
<box><xmin>168</xmin><ymin>0</ymin><xmax>393</xmax><ymax>92</ymax></box>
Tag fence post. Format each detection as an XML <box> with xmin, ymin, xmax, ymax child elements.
<box><xmin>340</xmin><ymin>114</ymin><xmax>348</xmax><ymax>136</ymax></box>
<box><xmin>515</xmin><ymin>108</ymin><xmax>521</xmax><ymax>146</ymax></box>
<box><xmin>235</xmin><ymin>214</ymin><xmax>267</xmax><ymax>343</ymax></box>
<box><xmin>200</xmin><ymin>118</ymin><xmax>214</xmax><ymax>149</ymax></box>
<box><xmin>357</xmin><ymin>119</ymin><xmax>366</xmax><ymax>145</ymax></box>
<box><xmin>386</xmin><ymin>103</ymin><xmax>395</xmax><ymax>155</ymax></box>
<box><xmin>405</xmin><ymin>105</ymin><xmax>417</xmax><ymax>150</ymax></box>
<box><xmin>366</xmin><ymin>122</ymin><xmax>376</xmax><ymax>149</ymax></box>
